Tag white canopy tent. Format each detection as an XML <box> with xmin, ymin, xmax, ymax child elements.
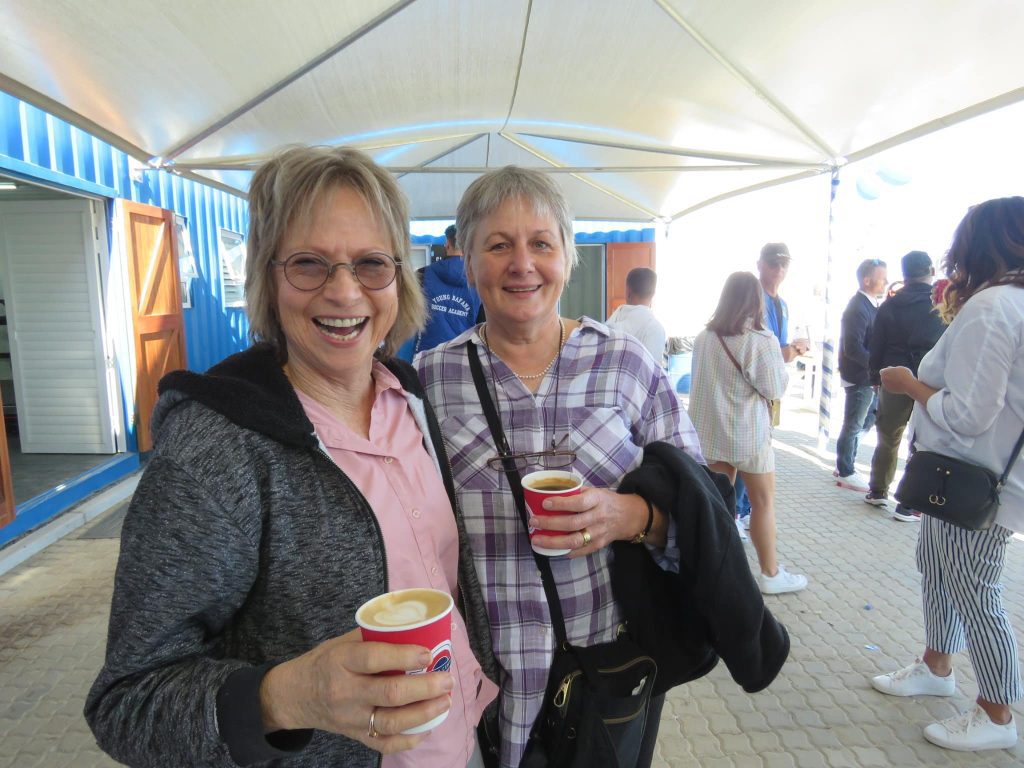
<box><xmin>2</xmin><ymin>0</ymin><xmax>1022</xmax><ymax>222</ymax></box>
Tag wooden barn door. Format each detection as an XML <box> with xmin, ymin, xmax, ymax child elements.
<box><xmin>121</xmin><ymin>201</ymin><xmax>186</xmax><ymax>452</ymax></box>
<box><xmin>606</xmin><ymin>242</ymin><xmax>656</xmax><ymax>317</ymax></box>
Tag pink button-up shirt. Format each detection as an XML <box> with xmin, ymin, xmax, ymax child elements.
<box><xmin>296</xmin><ymin>363</ymin><xmax>497</xmax><ymax>768</ymax></box>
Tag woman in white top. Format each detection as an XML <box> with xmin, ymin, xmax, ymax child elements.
<box><xmin>871</xmin><ymin>197</ymin><xmax>1024</xmax><ymax>752</ymax></box>
<box><xmin>689</xmin><ymin>271</ymin><xmax>807</xmax><ymax>594</ymax></box>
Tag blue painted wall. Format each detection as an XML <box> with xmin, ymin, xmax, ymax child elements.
<box><xmin>412</xmin><ymin>228</ymin><xmax>655</xmax><ymax>246</ymax></box>
<box><xmin>0</xmin><ymin>91</ymin><xmax>253</xmax><ymax>543</ymax></box>
<box><xmin>0</xmin><ymin>91</ymin><xmax>250</xmax><ymax>374</ymax></box>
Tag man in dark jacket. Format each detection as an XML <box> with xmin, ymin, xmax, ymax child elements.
<box><xmin>835</xmin><ymin>258</ymin><xmax>888</xmax><ymax>491</ymax></box>
<box><xmin>864</xmin><ymin>251</ymin><xmax>945</xmax><ymax>519</ymax></box>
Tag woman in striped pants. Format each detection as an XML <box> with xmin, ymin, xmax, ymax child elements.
<box><xmin>869</xmin><ymin>197</ymin><xmax>1024</xmax><ymax>752</ymax></box>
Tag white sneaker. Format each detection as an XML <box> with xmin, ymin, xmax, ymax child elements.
<box><xmin>836</xmin><ymin>471</ymin><xmax>870</xmax><ymax>493</ymax></box>
<box><xmin>740</xmin><ymin>515</ymin><xmax>751</xmax><ymax>531</ymax></box>
<box><xmin>924</xmin><ymin>706</ymin><xmax>1017</xmax><ymax>751</ymax></box>
<box><xmin>735</xmin><ymin>518</ymin><xmax>749</xmax><ymax>542</ymax></box>
<box><xmin>759</xmin><ymin>565</ymin><xmax>808</xmax><ymax>595</ymax></box>
<box><xmin>870</xmin><ymin>659</ymin><xmax>956</xmax><ymax>697</ymax></box>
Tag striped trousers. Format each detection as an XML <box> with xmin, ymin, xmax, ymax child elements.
<box><xmin>917</xmin><ymin>515</ymin><xmax>1023</xmax><ymax>703</ymax></box>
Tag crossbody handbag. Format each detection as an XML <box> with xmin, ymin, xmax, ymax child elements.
<box><xmin>895</xmin><ymin>426</ymin><xmax>1024</xmax><ymax>530</ymax></box>
<box><xmin>716</xmin><ymin>332</ymin><xmax>781</xmax><ymax>427</ymax></box>
<box><xmin>467</xmin><ymin>342</ymin><xmax>657</xmax><ymax>768</ymax></box>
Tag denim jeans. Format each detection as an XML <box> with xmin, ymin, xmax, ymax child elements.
<box><xmin>734</xmin><ymin>475</ymin><xmax>751</xmax><ymax>517</ymax></box>
<box><xmin>835</xmin><ymin>384</ymin><xmax>878</xmax><ymax>477</ymax></box>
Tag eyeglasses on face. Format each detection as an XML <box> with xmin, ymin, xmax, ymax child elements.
<box><xmin>487</xmin><ymin>449</ymin><xmax>576</xmax><ymax>472</ymax></box>
<box><xmin>272</xmin><ymin>252</ymin><xmax>400</xmax><ymax>291</ymax></box>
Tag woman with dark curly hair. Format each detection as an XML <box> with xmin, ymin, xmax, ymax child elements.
<box><xmin>870</xmin><ymin>197</ymin><xmax>1024</xmax><ymax>752</ymax></box>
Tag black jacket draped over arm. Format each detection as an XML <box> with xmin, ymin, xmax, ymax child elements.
<box><xmin>612</xmin><ymin>441</ymin><xmax>790</xmax><ymax>695</ymax></box>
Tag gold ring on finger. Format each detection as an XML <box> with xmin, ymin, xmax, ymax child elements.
<box><xmin>368</xmin><ymin>707</ymin><xmax>380</xmax><ymax>739</ymax></box>
<box><xmin>581</xmin><ymin>529</ymin><xmax>592</xmax><ymax>546</ymax></box>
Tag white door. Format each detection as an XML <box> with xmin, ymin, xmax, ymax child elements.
<box><xmin>0</xmin><ymin>199</ymin><xmax>117</xmax><ymax>453</ymax></box>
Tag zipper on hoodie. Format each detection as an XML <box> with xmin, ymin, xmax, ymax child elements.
<box><xmin>311</xmin><ymin>444</ymin><xmax>386</xmax><ymax>768</ymax></box>
<box><xmin>316</xmin><ymin>419</ymin><xmax>498</xmax><ymax>764</ymax></box>
<box><xmin>314</xmin><ymin>445</ymin><xmax>389</xmax><ymax>592</ymax></box>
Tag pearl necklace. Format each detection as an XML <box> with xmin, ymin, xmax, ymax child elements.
<box><xmin>482</xmin><ymin>319</ymin><xmax>565</xmax><ymax>380</ymax></box>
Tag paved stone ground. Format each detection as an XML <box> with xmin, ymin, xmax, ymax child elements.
<box><xmin>0</xmin><ymin>536</ymin><xmax>119</xmax><ymax>768</ymax></box>
<box><xmin>1</xmin><ymin>404</ymin><xmax>1022</xmax><ymax>767</ymax></box>
<box><xmin>649</xmin><ymin>407</ymin><xmax>1024</xmax><ymax>767</ymax></box>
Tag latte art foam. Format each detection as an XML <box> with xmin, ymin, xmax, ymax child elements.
<box><xmin>357</xmin><ymin>587</ymin><xmax>451</xmax><ymax>632</ymax></box>
<box><xmin>372</xmin><ymin>600</ymin><xmax>431</xmax><ymax>627</ymax></box>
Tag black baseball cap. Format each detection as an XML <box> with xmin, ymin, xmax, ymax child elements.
<box><xmin>759</xmin><ymin>242</ymin><xmax>791</xmax><ymax>263</ymax></box>
<box><xmin>901</xmin><ymin>250</ymin><xmax>932</xmax><ymax>279</ymax></box>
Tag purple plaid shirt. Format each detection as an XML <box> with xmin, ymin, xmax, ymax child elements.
<box><xmin>417</xmin><ymin>318</ymin><xmax>704</xmax><ymax>768</ymax></box>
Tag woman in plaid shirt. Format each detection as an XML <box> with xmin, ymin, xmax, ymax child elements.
<box><xmin>417</xmin><ymin>166</ymin><xmax>704</xmax><ymax>768</ymax></box>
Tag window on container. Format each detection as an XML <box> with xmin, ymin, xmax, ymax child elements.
<box><xmin>409</xmin><ymin>244</ymin><xmax>430</xmax><ymax>271</ymax></box>
<box><xmin>219</xmin><ymin>229</ymin><xmax>246</xmax><ymax>308</ymax></box>
<box><xmin>176</xmin><ymin>215</ymin><xmax>198</xmax><ymax>309</ymax></box>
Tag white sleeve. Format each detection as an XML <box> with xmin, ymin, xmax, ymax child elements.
<box><xmin>638</xmin><ymin>319</ymin><xmax>667</xmax><ymax>366</ymax></box>
<box><xmin>924</xmin><ymin>304</ymin><xmax>1017</xmax><ymax>438</ymax></box>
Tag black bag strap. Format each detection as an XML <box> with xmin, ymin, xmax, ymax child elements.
<box><xmin>997</xmin><ymin>427</ymin><xmax>1024</xmax><ymax>490</ymax></box>
<box><xmin>715</xmin><ymin>332</ymin><xmax>771</xmax><ymax>407</ymax></box>
<box><xmin>467</xmin><ymin>341</ymin><xmax>569</xmax><ymax>646</ymax></box>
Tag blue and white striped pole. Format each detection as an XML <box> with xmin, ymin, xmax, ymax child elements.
<box><xmin>818</xmin><ymin>170</ymin><xmax>841</xmax><ymax>454</ymax></box>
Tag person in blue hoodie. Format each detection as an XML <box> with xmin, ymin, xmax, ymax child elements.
<box><xmin>410</xmin><ymin>225</ymin><xmax>484</xmax><ymax>357</ymax></box>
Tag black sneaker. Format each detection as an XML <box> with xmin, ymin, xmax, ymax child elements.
<box><xmin>864</xmin><ymin>491</ymin><xmax>889</xmax><ymax>508</ymax></box>
<box><xmin>891</xmin><ymin>504</ymin><xmax>921</xmax><ymax>522</ymax></box>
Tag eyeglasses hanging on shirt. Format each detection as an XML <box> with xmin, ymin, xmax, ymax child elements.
<box><xmin>486</xmin><ymin>432</ymin><xmax>576</xmax><ymax>472</ymax></box>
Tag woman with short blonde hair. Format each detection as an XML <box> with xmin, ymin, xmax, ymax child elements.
<box><xmin>245</xmin><ymin>145</ymin><xmax>426</xmax><ymax>356</ymax></box>
<box><xmin>87</xmin><ymin>146</ymin><xmax>498</xmax><ymax>768</ymax></box>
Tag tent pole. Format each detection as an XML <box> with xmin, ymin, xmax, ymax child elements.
<box><xmin>501</xmin><ymin>132</ymin><xmax>660</xmax><ymax>219</ymax></box>
<box><xmin>817</xmin><ymin>170</ymin><xmax>841</xmax><ymax>456</ymax></box>
<box><xmin>158</xmin><ymin>0</ymin><xmax>419</xmax><ymax>163</ymax></box>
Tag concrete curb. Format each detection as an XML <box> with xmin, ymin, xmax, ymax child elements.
<box><xmin>0</xmin><ymin>473</ymin><xmax>140</xmax><ymax>577</ymax></box>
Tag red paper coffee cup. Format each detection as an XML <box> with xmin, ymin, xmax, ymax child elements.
<box><xmin>521</xmin><ymin>469</ymin><xmax>584</xmax><ymax>556</ymax></box>
<box><xmin>356</xmin><ymin>587</ymin><xmax>454</xmax><ymax>734</ymax></box>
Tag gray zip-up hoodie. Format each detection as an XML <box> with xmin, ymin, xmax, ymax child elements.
<box><xmin>84</xmin><ymin>344</ymin><xmax>498</xmax><ymax>767</ymax></box>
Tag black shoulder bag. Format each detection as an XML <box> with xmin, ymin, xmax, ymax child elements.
<box><xmin>467</xmin><ymin>342</ymin><xmax>657</xmax><ymax>768</ymax></box>
<box><xmin>895</xmin><ymin>426</ymin><xmax>1024</xmax><ymax>530</ymax></box>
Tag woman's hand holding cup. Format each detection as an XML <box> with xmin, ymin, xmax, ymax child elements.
<box><xmin>528</xmin><ymin>485</ymin><xmax>649</xmax><ymax>558</ymax></box>
<box><xmin>521</xmin><ymin>470</ymin><xmax>584</xmax><ymax>556</ymax></box>
<box><xmin>259</xmin><ymin>626</ymin><xmax>454</xmax><ymax>753</ymax></box>
<box><xmin>355</xmin><ymin>588</ymin><xmax>455</xmax><ymax>735</ymax></box>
